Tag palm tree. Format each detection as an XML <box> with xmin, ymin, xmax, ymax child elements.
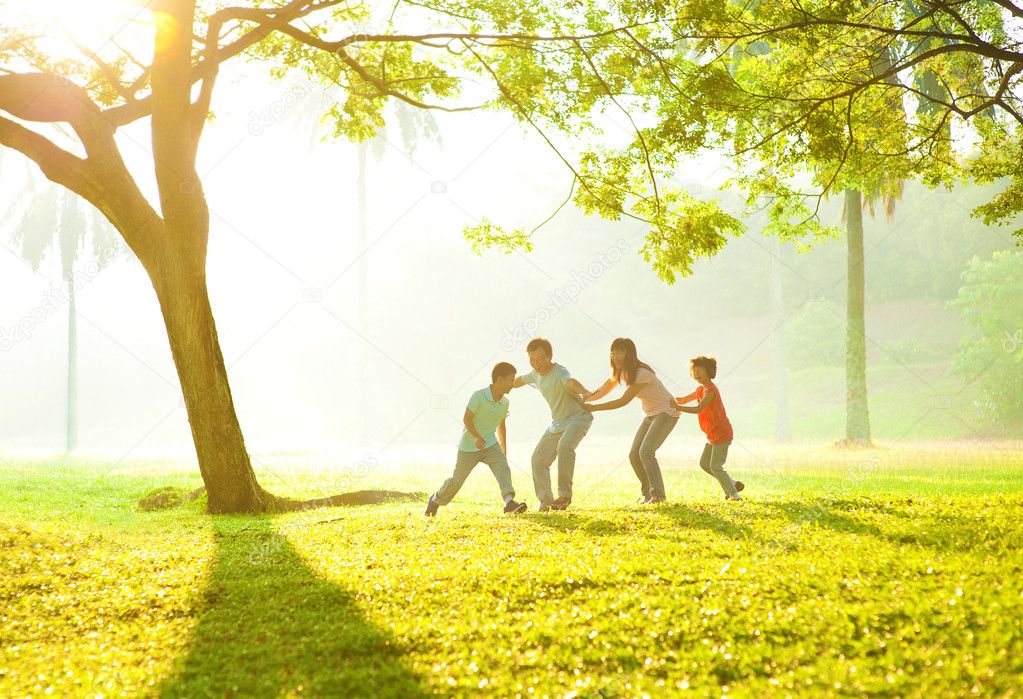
<box><xmin>841</xmin><ymin>182</ymin><xmax>903</xmax><ymax>446</ymax></box>
<box><xmin>768</xmin><ymin>235</ymin><xmax>791</xmax><ymax>441</ymax></box>
<box><xmin>282</xmin><ymin>89</ymin><xmax>439</xmax><ymax>446</ymax></box>
<box><xmin>3</xmin><ymin>159</ymin><xmax>123</xmax><ymax>453</ymax></box>
<box><xmin>355</xmin><ymin>105</ymin><xmax>440</xmax><ymax>444</ymax></box>
<box><xmin>840</xmin><ymin>3</ymin><xmax>943</xmax><ymax>445</ymax></box>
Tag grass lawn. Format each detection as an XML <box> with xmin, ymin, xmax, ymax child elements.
<box><xmin>2</xmin><ymin>445</ymin><xmax>1022</xmax><ymax>697</ymax></box>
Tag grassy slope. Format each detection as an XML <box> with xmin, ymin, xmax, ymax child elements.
<box><xmin>2</xmin><ymin>447</ymin><xmax>1022</xmax><ymax>697</ymax></box>
<box><xmin>728</xmin><ymin>362</ymin><xmax>986</xmax><ymax>442</ymax></box>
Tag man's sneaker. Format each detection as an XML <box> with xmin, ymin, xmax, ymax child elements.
<box><xmin>636</xmin><ymin>495</ymin><xmax>649</xmax><ymax>504</ymax></box>
<box><xmin>504</xmin><ymin>499</ymin><xmax>527</xmax><ymax>514</ymax></box>
<box><xmin>644</xmin><ymin>496</ymin><xmax>666</xmax><ymax>505</ymax></box>
<box><xmin>538</xmin><ymin>503</ymin><xmax>552</xmax><ymax>512</ymax></box>
<box><xmin>735</xmin><ymin>481</ymin><xmax>745</xmax><ymax>493</ymax></box>
<box><xmin>550</xmin><ymin>496</ymin><xmax>571</xmax><ymax>511</ymax></box>
<box><xmin>424</xmin><ymin>494</ymin><xmax>439</xmax><ymax>517</ymax></box>
<box><xmin>725</xmin><ymin>494</ymin><xmax>743</xmax><ymax>501</ymax></box>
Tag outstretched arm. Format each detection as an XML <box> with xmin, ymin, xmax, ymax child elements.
<box><xmin>585</xmin><ymin>377</ymin><xmax>617</xmax><ymax>402</ymax></box>
<box><xmin>678</xmin><ymin>389</ymin><xmax>715</xmax><ymax>414</ymax></box>
<box><xmin>675</xmin><ymin>390</ymin><xmax>699</xmax><ymax>405</ymax></box>
<box><xmin>512</xmin><ymin>376</ymin><xmax>527</xmax><ymax>389</ymax></box>
<box><xmin>586</xmin><ymin>381</ymin><xmax>645</xmax><ymax>412</ymax></box>
<box><xmin>566</xmin><ymin>377</ymin><xmax>591</xmax><ymax>397</ymax></box>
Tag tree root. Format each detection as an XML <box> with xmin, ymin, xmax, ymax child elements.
<box><xmin>267</xmin><ymin>490</ymin><xmax>426</xmax><ymax>512</ymax></box>
<box><xmin>140</xmin><ymin>485</ymin><xmax>424</xmax><ymax>514</ymax></box>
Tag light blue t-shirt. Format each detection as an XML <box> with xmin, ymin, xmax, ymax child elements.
<box><xmin>457</xmin><ymin>386</ymin><xmax>510</xmax><ymax>452</ymax></box>
<box><xmin>521</xmin><ymin>363</ymin><xmax>586</xmax><ymax>432</ymax></box>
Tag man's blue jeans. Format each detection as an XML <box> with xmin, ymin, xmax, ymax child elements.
<box><xmin>531</xmin><ymin>412</ymin><xmax>593</xmax><ymax>506</ymax></box>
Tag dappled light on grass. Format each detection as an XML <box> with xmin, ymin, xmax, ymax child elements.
<box><xmin>1</xmin><ymin>446</ymin><xmax>1021</xmax><ymax>696</ymax></box>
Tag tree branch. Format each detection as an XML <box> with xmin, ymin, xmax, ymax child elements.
<box><xmin>0</xmin><ymin>116</ymin><xmax>96</xmax><ymax>201</ymax></box>
<box><xmin>0</xmin><ymin>72</ymin><xmax>164</xmax><ymax>259</ymax></box>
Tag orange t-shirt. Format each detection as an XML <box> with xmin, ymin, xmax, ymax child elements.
<box><xmin>696</xmin><ymin>382</ymin><xmax>733</xmax><ymax>445</ymax></box>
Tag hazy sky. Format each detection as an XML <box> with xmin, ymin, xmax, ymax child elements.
<box><xmin>0</xmin><ymin>6</ymin><xmax>1015</xmax><ymax>472</ymax></box>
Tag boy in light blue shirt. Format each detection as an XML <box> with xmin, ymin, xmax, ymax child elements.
<box><xmin>426</xmin><ymin>362</ymin><xmax>527</xmax><ymax>516</ymax></box>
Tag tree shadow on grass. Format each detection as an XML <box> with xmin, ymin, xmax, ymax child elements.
<box><xmin>762</xmin><ymin>500</ymin><xmax>884</xmax><ymax>539</ymax></box>
<box><xmin>521</xmin><ymin>503</ymin><xmax>751</xmax><ymax>541</ymax></box>
<box><xmin>765</xmin><ymin>499</ymin><xmax>1012</xmax><ymax>554</ymax></box>
<box><xmin>158</xmin><ymin>516</ymin><xmax>427</xmax><ymax>698</ymax></box>
<box><xmin>653</xmin><ymin>503</ymin><xmax>754</xmax><ymax>540</ymax></box>
<box><xmin>520</xmin><ymin>511</ymin><xmax>637</xmax><ymax>537</ymax></box>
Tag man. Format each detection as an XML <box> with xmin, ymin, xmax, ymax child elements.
<box><xmin>425</xmin><ymin>362</ymin><xmax>527</xmax><ymax>516</ymax></box>
<box><xmin>513</xmin><ymin>338</ymin><xmax>593</xmax><ymax>511</ymax></box>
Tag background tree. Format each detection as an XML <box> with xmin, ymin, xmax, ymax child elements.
<box><xmin>950</xmin><ymin>250</ymin><xmax>1023</xmax><ymax>430</ymax></box>
<box><xmin>574</xmin><ymin>1</ymin><xmax>1019</xmax><ymax>442</ymax></box>
<box><xmin>2</xmin><ymin>155</ymin><xmax>123</xmax><ymax>453</ymax></box>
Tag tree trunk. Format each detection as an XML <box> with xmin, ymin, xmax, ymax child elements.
<box><xmin>844</xmin><ymin>189</ymin><xmax>872</xmax><ymax>445</ymax></box>
<box><xmin>146</xmin><ymin>256</ymin><xmax>420</xmax><ymax>514</ymax></box>
<box><xmin>65</xmin><ymin>274</ymin><xmax>78</xmax><ymax>454</ymax></box>
<box><xmin>356</xmin><ymin>141</ymin><xmax>369</xmax><ymax>447</ymax></box>
<box><xmin>152</xmin><ymin>265</ymin><xmax>269</xmax><ymax>513</ymax></box>
<box><xmin>769</xmin><ymin>237</ymin><xmax>791</xmax><ymax>442</ymax></box>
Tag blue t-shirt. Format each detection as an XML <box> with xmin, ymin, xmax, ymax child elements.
<box><xmin>457</xmin><ymin>386</ymin><xmax>509</xmax><ymax>452</ymax></box>
<box><xmin>521</xmin><ymin>363</ymin><xmax>586</xmax><ymax>432</ymax></box>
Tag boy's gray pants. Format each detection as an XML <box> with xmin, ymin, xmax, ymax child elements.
<box><xmin>700</xmin><ymin>441</ymin><xmax>739</xmax><ymax>497</ymax></box>
<box><xmin>434</xmin><ymin>445</ymin><xmax>515</xmax><ymax>505</ymax></box>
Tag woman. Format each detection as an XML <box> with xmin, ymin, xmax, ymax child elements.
<box><xmin>583</xmin><ymin>338</ymin><xmax>680</xmax><ymax>503</ymax></box>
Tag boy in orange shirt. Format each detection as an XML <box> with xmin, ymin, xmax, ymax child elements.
<box><xmin>676</xmin><ymin>356</ymin><xmax>745</xmax><ymax>501</ymax></box>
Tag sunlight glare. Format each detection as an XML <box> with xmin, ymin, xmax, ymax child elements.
<box><xmin>3</xmin><ymin>0</ymin><xmax>149</xmax><ymax>58</ymax></box>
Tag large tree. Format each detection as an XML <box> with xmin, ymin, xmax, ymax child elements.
<box><xmin>0</xmin><ymin>1</ymin><xmax>741</xmax><ymax>513</ymax></box>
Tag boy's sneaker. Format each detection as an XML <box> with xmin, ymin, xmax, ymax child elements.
<box><xmin>735</xmin><ymin>481</ymin><xmax>745</xmax><ymax>493</ymax></box>
<box><xmin>636</xmin><ymin>495</ymin><xmax>648</xmax><ymax>504</ymax></box>
<box><xmin>538</xmin><ymin>503</ymin><xmax>552</xmax><ymax>512</ymax></box>
<box><xmin>644</xmin><ymin>496</ymin><xmax>666</xmax><ymax>505</ymax></box>
<box><xmin>504</xmin><ymin>499</ymin><xmax>527</xmax><ymax>514</ymax></box>
<box><xmin>550</xmin><ymin>496</ymin><xmax>571</xmax><ymax>511</ymax></box>
<box><xmin>725</xmin><ymin>494</ymin><xmax>743</xmax><ymax>501</ymax></box>
<box><xmin>424</xmin><ymin>494</ymin><xmax>439</xmax><ymax>517</ymax></box>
